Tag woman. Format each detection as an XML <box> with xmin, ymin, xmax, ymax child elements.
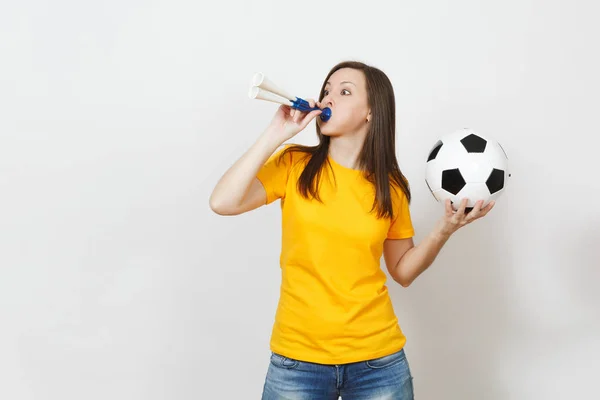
<box><xmin>209</xmin><ymin>61</ymin><xmax>494</xmax><ymax>399</ymax></box>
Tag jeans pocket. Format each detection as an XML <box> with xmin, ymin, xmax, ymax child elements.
<box><xmin>365</xmin><ymin>348</ymin><xmax>407</xmax><ymax>369</ymax></box>
<box><xmin>270</xmin><ymin>352</ymin><xmax>300</xmax><ymax>369</ymax></box>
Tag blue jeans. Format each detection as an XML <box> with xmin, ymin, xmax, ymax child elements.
<box><xmin>262</xmin><ymin>348</ymin><xmax>414</xmax><ymax>399</ymax></box>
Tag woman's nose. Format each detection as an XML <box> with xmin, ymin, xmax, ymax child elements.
<box><xmin>322</xmin><ymin>95</ymin><xmax>333</xmax><ymax>107</ymax></box>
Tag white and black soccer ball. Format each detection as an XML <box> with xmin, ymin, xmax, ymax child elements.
<box><xmin>425</xmin><ymin>128</ymin><xmax>510</xmax><ymax>212</ymax></box>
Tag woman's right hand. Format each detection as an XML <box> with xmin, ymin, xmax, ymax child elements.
<box><xmin>264</xmin><ymin>99</ymin><xmax>323</xmax><ymax>143</ymax></box>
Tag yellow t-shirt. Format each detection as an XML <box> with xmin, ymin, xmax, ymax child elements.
<box><xmin>256</xmin><ymin>145</ymin><xmax>415</xmax><ymax>365</ymax></box>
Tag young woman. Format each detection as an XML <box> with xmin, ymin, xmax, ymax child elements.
<box><xmin>209</xmin><ymin>61</ymin><xmax>494</xmax><ymax>399</ymax></box>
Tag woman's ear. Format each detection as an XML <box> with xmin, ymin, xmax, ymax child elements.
<box><xmin>366</xmin><ymin>110</ymin><xmax>372</xmax><ymax>123</ymax></box>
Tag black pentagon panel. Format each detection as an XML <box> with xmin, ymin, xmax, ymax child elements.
<box><xmin>427</xmin><ymin>141</ymin><xmax>443</xmax><ymax>162</ymax></box>
<box><xmin>461</xmin><ymin>134</ymin><xmax>487</xmax><ymax>153</ymax></box>
<box><xmin>441</xmin><ymin>168</ymin><xmax>466</xmax><ymax>195</ymax></box>
<box><xmin>486</xmin><ymin>168</ymin><xmax>505</xmax><ymax>194</ymax></box>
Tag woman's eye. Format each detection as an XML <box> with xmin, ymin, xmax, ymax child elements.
<box><xmin>323</xmin><ymin>89</ymin><xmax>350</xmax><ymax>96</ymax></box>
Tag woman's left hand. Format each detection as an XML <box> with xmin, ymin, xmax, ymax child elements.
<box><xmin>435</xmin><ymin>198</ymin><xmax>495</xmax><ymax>238</ymax></box>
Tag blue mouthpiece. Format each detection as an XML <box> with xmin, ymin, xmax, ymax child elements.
<box><xmin>290</xmin><ymin>97</ymin><xmax>332</xmax><ymax>122</ymax></box>
<box><xmin>319</xmin><ymin>107</ymin><xmax>332</xmax><ymax>122</ymax></box>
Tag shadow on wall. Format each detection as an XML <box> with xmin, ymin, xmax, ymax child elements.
<box><xmin>558</xmin><ymin>217</ymin><xmax>600</xmax><ymax>330</ymax></box>
<box><xmin>388</xmin><ymin>185</ymin><xmax>600</xmax><ymax>399</ymax></box>
<box><xmin>511</xmin><ymin>216</ymin><xmax>600</xmax><ymax>398</ymax></box>
<box><xmin>388</xmin><ymin>195</ymin><xmax>516</xmax><ymax>400</ymax></box>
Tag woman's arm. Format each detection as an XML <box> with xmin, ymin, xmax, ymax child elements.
<box><xmin>209</xmin><ymin>102</ymin><xmax>323</xmax><ymax>216</ymax></box>
<box><xmin>384</xmin><ymin>198</ymin><xmax>495</xmax><ymax>287</ymax></box>
<box><xmin>384</xmin><ymin>231</ymin><xmax>449</xmax><ymax>287</ymax></box>
<box><xmin>209</xmin><ymin>131</ymin><xmax>280</xmax><ymax>215</ymax></box>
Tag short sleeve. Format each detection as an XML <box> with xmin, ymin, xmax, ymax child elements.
<box><xmin>387</xmin><ymin>189</ymin><xmax>415</xmax><ymax>239</ymax></box>
<box><xmin>256</xmin><ymin>145</ymin><xmax>294</xmax><ymax>204</ymax></box>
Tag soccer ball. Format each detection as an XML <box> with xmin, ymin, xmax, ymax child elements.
<box><xmin>425</xmin><ymin>128</ymin><xmax>510</xmax><ymax>212</ymax></box>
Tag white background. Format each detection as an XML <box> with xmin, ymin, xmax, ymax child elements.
<box><xmin>1</xmin><ymin>0</ymin><xmax>599</xmax><ymax>399</ymax></box>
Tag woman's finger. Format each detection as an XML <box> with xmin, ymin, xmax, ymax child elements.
<box><xmin>293</xmin><ymin>107</ymin><xmax>305</xmax><ymax>123</ymax></box>
<box><xmin>465</xmin><ymin>200</ymin><xmax>484</xmax><ymax>222</ymax></box>
<box><xmin>457</xmin><ymin>198</ymin><xmax>469</xmax><ymax>217</ymax></box>
<box><xmin>445</xmin><ymin>199</ymin><xmax>454</xmax><ymax>216</ymax></box>
<box><xmin>481</xmin><ymin>201</ymin><xmax>495</xmax><ymax>216</ymax></box>
<box><xmin>299</xmin><ymin>109</ymin><xmax>322</xmax><ymax>129</ymax></box>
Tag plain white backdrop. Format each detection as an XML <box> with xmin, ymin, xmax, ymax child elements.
<box><xmin>1</xmin><ymin>0</ymin><xmax>599</xmax><ymax>399</ymax></box>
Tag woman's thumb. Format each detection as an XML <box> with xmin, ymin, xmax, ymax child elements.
<box><xmin>301</xmin><ymin>109</ymin><xmax>322</xmax><ymax>126</ymax></box>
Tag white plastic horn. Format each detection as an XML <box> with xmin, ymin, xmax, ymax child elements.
<box><xmin>248</xmin><ymin>72</ymin><xmax>332</xmax><ymax>122</ymax></box>
<box><xmin>248</xmin><ymin>86</ymin><xmax>289</xmax><ymax>105</ymax></box>
<box><xmin>251</xmin><ymin>72</ymin><xmax>295</xmax><ymax>101</ymax></box>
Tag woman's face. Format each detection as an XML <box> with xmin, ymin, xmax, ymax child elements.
<box><xmin>317</xmin><ymin>68</ymin><xmax>371</xmax><ymax>137</ymax></box>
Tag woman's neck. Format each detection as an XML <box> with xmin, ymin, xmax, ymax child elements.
<box><xmin>328</xmin><ymin>134</ymin><xmax>366</xmax><ymax>170</ymax></box>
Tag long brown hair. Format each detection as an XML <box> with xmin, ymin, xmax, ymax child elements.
<box><xmin>279</xmin><ymin>61</ymin><xmax>411</xmax><ymax>219</ymax></box>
